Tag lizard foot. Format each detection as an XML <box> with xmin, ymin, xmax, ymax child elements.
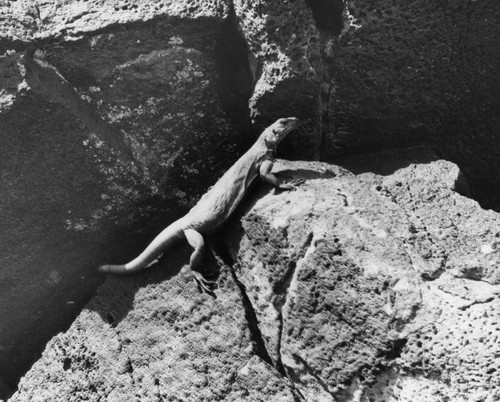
<box><xmin>191</xmin><ymin>270</ymin><xmax>218</xmax><ymax>298</ymax></box>
<box><xmin>278</xmin><ymin>178</ymin><xmax>305</xmax><ymax>191</ymax></box>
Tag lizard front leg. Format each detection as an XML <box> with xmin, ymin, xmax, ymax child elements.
<box><xmin>183</xmin><ymin>228</ymin><xmax>217</xmax><ymax>296</ymax></box>
<box><xmin>259</xmin><ymin>159</ymin><xmax>303</xmax><ymax>190</ymax></box>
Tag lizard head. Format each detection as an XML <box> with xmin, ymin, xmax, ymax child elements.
<box><xmin>261</xmin><ymin>117</ymin><xmax>300</xmax><ymax>149</ymax></box>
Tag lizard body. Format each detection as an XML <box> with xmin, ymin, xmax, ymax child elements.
<box><xmin>99</xmin><ymin>117</ymin><xmax>301</xmax><ymax>293</ymax></box>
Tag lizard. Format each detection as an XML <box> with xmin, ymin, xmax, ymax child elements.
<box><xmin>99</xmin><ymin>117</ymin><xmax>302</xmax><ymax>294</ymax></box>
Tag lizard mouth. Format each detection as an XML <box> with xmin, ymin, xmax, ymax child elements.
<box><xmin>287</xmin><ymin>117</ymin><xmax>300</xmax><ymax>129</ymax></box>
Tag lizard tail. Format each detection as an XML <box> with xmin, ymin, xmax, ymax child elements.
<box><xmin>99</xmin><ymin>218</ymin><xmax>187</xmax><ymax>275</ymax></box>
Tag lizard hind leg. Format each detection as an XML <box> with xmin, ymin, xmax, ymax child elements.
<box><xmin>183</xmin><ymin>228</ymin><xmax>217</xmax><ymax>296</ymax></box>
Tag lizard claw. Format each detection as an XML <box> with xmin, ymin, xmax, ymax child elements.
<box><xmin>278</xmin><ymin>178</ymin><xmax>305</xmax><ymax>191</ymax></box>
<box><xmin>191</xmin><ymin>270</ymin><xmax>218</xmax><ymax>298</ymax></box>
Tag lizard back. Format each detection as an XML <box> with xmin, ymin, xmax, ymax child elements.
<box><xmin>185</xmin><ymin>144</ymin><xmax>270</xmax><ymax>233</ymax></box>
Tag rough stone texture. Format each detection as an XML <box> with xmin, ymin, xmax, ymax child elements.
<box><xmin>0</xmin><ymin>0</ymin><xmax>252</xmax><ymax>393</ymax></box>
<box><xmin>3</xmin><ymin>0</ymin><xmax>500</xmax><ymax>400</ymax></box>
<box><xmin>0</xmin><ymin>0</ymin><xmax>229</xmax><ymax>40</ymax></box>
<box><xmin>233</xmin><ymin>0</ymin><xmax>324</xmax><ymax>159</ymax></box>
<box><xmin>11</xmin><ymin>246</ymin><xmax>298</xmax><ymax>402</ymax></box>
<box><xmin>362</xmin><ymin>297</ymin><xmax>500</xmax><ymax>402</ymax></box>
<box><xmin>12</xmin><ymin>160</ymin><xmax>500</xmax><ymax>401</ymax></box>
<box><xmin>230</xmin><ymin>0</ymin><xmax>500</xmax><ymax>209</ymax></box>
<box><xmin>225</xmin><ymin>160</ymin><xmax>500</xmax><ymax>400</ymax></box>
<box><xmin>318</xmin><ymin>0</ymin><xmax>500</xmax><ymax>210</ymax></box>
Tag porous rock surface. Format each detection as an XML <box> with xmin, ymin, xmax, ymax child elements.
<box><xmin>2</xmin><ymin>0</ymin><xmax>500</xmax><ymax>399</ymax></box>
<box><xmin>233</xmin><ymin>0</ymin><xmax>323</xmax><ymax>159</ymax></box>
<box><xmin>12</xmin><ymin>160</ymin><xmax>500</xmax><ymax>401</ymax></box>
<box><xmin>320</xmin><ymin>0</ymin><xmax>500</xmax><ymax>210</ymax></box>
<box><xmin>0</xmin><ymin>0</ymin><xmax>250</xmax><ymax>393</ymax></box>
<box><xmin>228</xmin><ymin>0</ymin><xmax>500</xmax><ymax>206</ymax></box>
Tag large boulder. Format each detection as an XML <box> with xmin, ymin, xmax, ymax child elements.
<box><xmin>9</xmin><ymin>256</ymin><xmax>297</xmax><ymax>402</ymax></box>
<box><xmin>316</xmin><ymin>0</ymin><xmax>500</xmax><ymax>210</ymax></box>
<box><xmin>0</xmin><ymin>0</ymin><xmax>252</xmax><ymax>392</ymax></box>
<box><xmin>11</xmin><ymin>160</ymin><xmax>500</xmax><ymax>401</ymax></box>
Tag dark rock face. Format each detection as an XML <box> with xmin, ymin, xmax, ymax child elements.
<box><xmin>232</xmin><ymin>0</ymin><xmax>500</xmax><ymax>209</ymax></box>
<box><xmin>0</xmin><ymin>2</ymin><xmax>252</xmax><ymax>394</ymax></box>
<box><xmin>0</xmin><ymin>377</ymin><xmax>10</xmax><ymax>401</ymax></box>
<box><xmin>318</xmin><ymin>0</ymin><xmax>500</xmax><ymax>209</ymax></box>
<box><xmin>10</xmin><ymin>160</ymin><xmax>500</xmax><ymax>401</ymax></box>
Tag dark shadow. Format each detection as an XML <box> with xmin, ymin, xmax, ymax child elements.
<box><xmin>304</xmin><ymin>0</ymin><xmax>344</xmax><ymax>34</ymax></box>
<box><xmin>214</xmin><ymin>5</ymin><xmax>254</xmax><ymax>149</ymax></box>
<box><xmin>333</xmin><ymin>145</ymin><xmax>441</xmax><ymax>177</ymax></box>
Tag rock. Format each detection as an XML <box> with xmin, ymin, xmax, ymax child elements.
<box><xmin>230</xmin><ymin>0</ymin><xmax>500</xmax><ymax>208</ymax></box>
<box><xmin>11</xmin><ymin>160</ymin><xmax>500</xmax><ymax>401</ymax></box>
<box><xmin>11</xmin><ymin>247</ymin><xmax>298</xmax><ymax>402</ymax></box>
<box><xmin>0</xmin><ymin>1</ymin><xmax>252</xmax><ymax>393</ymax></box>
<box><xmin>317</xmin><ymin>0</ymin><xmax>500</xmax><ymax>209</ymax></box>
<box><xmin>234</xmin><ymin>0</ymin><xmax>324</xmax><ymax>159</ymax></box>
<box><xmin>228</xmin><ymin>159</ymin><xmax>500</xmax><ymax>400</ymax></box>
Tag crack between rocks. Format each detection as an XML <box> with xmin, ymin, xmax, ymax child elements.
<box><xmin>291</xmin><ymin>353</ymin><xmax>336</xmax><ymax>399</ymax></box>
<box><xmin>211</xmin><ymin>233</ymin><xmax>310</xmax><ymax>402</ymax></box>
<box><xmin>210</xmin><ymin>243</ymin><xmax>274</xmax><ymax>369</ymax></box>
<box><xmin>275</xmin><ymin>232</ymin><xmax>315</xmax><ymax>401</ymax></box>
<box><xmin>272</xmin><ymin>259</ymin><xmax>300</xmax><ymax>373</ymax></box>
<box><xmin>304</xmin><ymin>0</ymin><xmax>344</xmax><ymax>35</ymax></box>
<box><xmin>229</xmin><ymin>265</ymin><xmax>275</xmax><ymax>367</ymax></box>
<box><xmin>227</xmin><ymin>259</ymin><xmax>307</xmax><ymax>401</ymax></box>
<box><xmin>215</xmin><ymin>1</ymin><xmax>254</xmax><ymax>147</ymax></box>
